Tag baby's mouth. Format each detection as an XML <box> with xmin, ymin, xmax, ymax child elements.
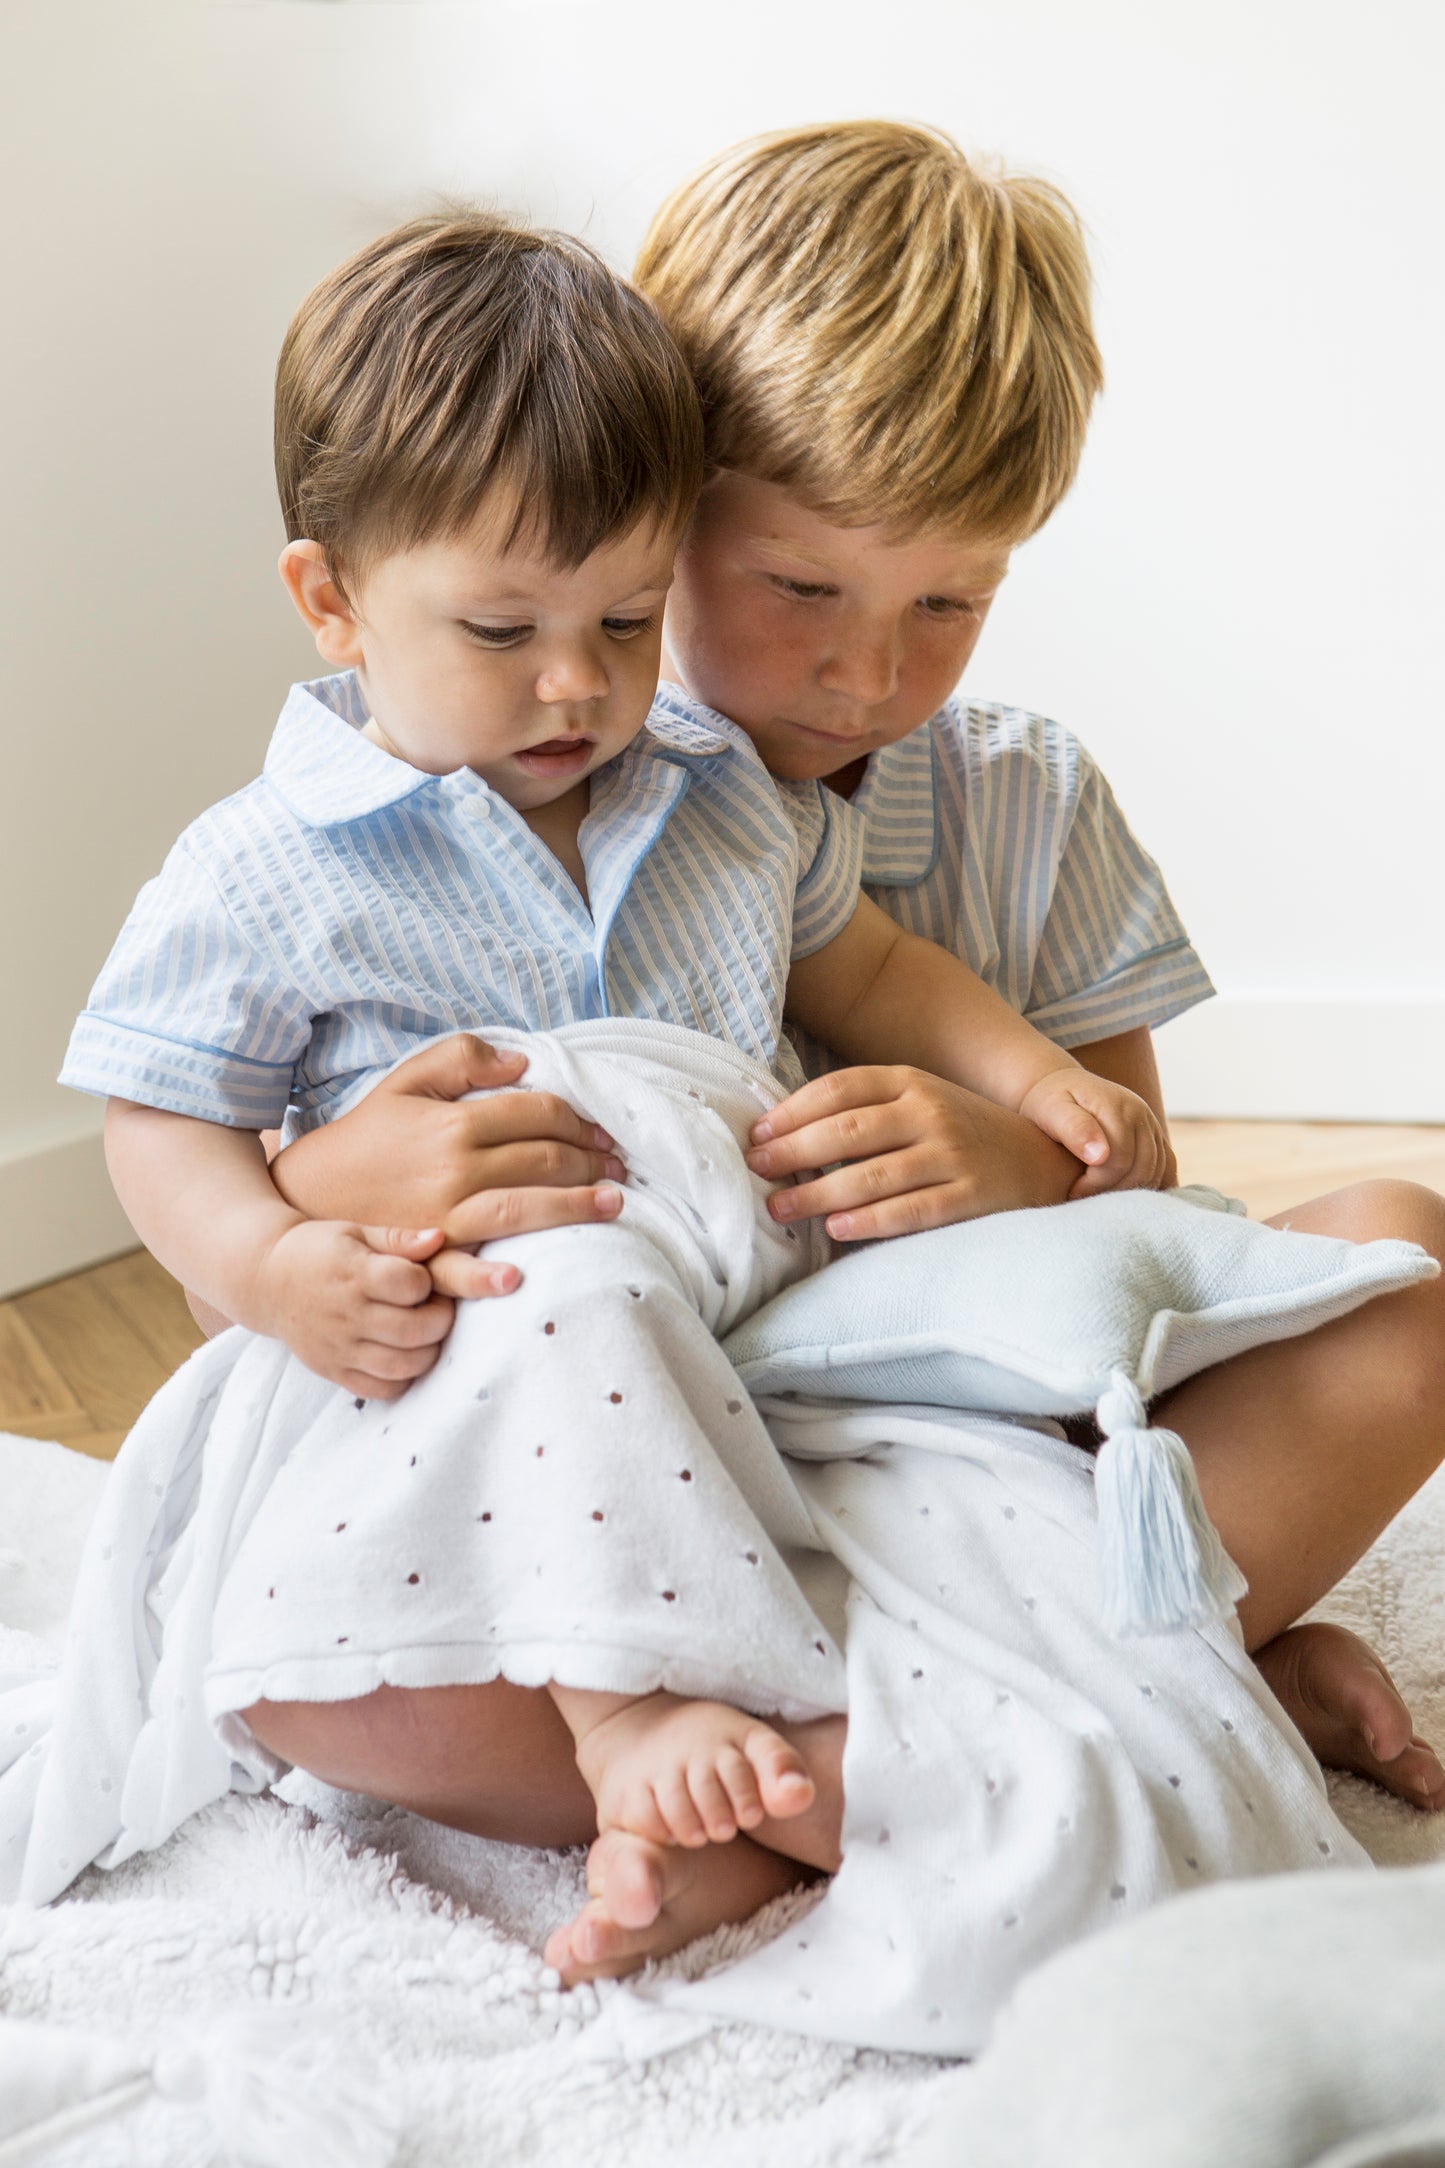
<box><xmin>515</xmin><ymin>735</ymin><xmax>595</xmax><ymax>777</ymax></box>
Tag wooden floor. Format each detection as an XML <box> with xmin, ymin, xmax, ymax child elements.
<box><xmin>2</xmin><ymin>1119</ymin><xmax>1443</xmax><ymax>1465</ymax></box>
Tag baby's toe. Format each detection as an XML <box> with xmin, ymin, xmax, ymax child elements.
<box><xmin>1378</xmin><ymin>1736</ymin><xmax>1445</xmax><ymax>1812</ymax></box>
<box><xmin>716</xmin><ymin>1742</ymin><xmax>765</xmax><ymax>1829</ymax></box>
<box><xmin>655</xmin><ymin>1769</ymin><xmax>710</xmax><ymax>1847</ymax></box>
<box><xmin>745</xmin><ymin>1725</ymin><xmax>815</xmax><ymax>1820</ymax></box>
<box><xmin>687</xmin><ymin>1761</ymin><xmax>740</xmax><ymax>1843</ymax></box>
<box><xmin>586</xmin><ymin>1829</ymin><xmax>672</xmax><ymax>1930</ymax></box>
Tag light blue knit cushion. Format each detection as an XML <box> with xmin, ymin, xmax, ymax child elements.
<box><xmin>726</xmin><ymin>1188</ymin><xmax>1438</xmax><ymax>1634</ymax></box>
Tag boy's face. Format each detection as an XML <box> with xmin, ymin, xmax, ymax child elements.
<box><xmin>665</xmin><ymin>474</ymin><xmax>1013</xmax><ymax>785</ymax></box>
<box><xmin>286</xmin><ymin>501</ymin><xmax>678</xmax><ymax>812</ymax></box>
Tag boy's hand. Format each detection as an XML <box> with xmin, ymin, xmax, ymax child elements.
<box><xmin>270</xmin><ymin>1033</ymin><xmax>626</xmax><ymax>1282</ymax></box>
<box><xmin>744</xmin><ymin>1067</ymin><xmax>1082</xmax><ymax>1239</ymax></box>
<box><xmin>249</xmin><ymin>1218</ymin><xmax>460</xmax><ymax>1400</ymax></box>
<box><xmin>1017</xmin><ymin>1067</ymin><xmax>1176</xmax><ymax>1198</ymax></box>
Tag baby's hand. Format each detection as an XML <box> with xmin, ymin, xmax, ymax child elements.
<box><xmin>251</xmin><ymin>1219</ymin><xmax>459</xmax><ymax>1399</ymax></box>
<box><xmin>1017</xmin><ymin>1067</ymin><xmax>1175</xmax><ymax>1198</ymax></box>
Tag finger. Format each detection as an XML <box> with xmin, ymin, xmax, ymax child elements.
<box><xmin>427</xmin><ymin>1247</ymin><xmax>523</xmax><ymax>1300</ymax></box>
<box><xmin>338</xmin><ymin>1369</ymin><xmax>413</xmax><ymax>1403</ymax></box>
<box><xmin>358</xmin><ymin>1293</ymin><xmax>455</xmax><ymax>1348</ymax></box>
<box><xmin>379</xmin><ymin>1032</ymin><xmax>529</xmax><ymax>1103</ymax></box>
<box><xmin>450</xmin><ymin>1090</ymin><xmax>618</xmax><ymax>1159</ymax></box>
<box><xmin>1037</xmin><ymin>1099</ymin><xmax>1111</xmax><ymax>1165</ymax></box>
<box><xmin>749</xmin><ymin>1066</ymin><xmax>907</xmax><ymax>1144</ymax></box>
<box><xmin>824</xmin><ymin>1180</ymin><xmax>991</xmax><ymax>1242</ymax></box>
<box><xmin>359</xmin><ymin>1225</ymin><xmax>447</xmax><ymax>1262</ymax></box>
<box><xmin>767</xmin><ymin>1148</ymin><xmax>940</xmax><ymax>1224</ymax></box>
<box><xmin>465</xmin><ymin>1137</ymin><xmax>624</xmax><ymax>1190</ymax></box>
<box><xmin>444</xmin><ymin>1182</ymin><xmax>624</xmax><ymax>1246</ymax></box>
<box><xmin>357</xmin><ymin>1250</ymin><xmax>441</xmax><ymax>1307</ymax></box>
<box><xmin>350</xmin><ymin>1337</ymin><xmax>445</xmax><ymax>1383</ymax></box>
<box><xmin>746</xmin><ymin>1101</ymin><xmax>916</xmax><ymax>1179</ymax></box>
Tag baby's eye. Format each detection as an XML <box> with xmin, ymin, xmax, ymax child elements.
<box><xmin>601</xmin><ymin>614</ymin><xmax>656</xmax><ymax>639</ymax></box>
<box><xmin>463</xmin><ymin>621</ymin><xmax>531</xmax><ymax>648</ymax></box>
<box><xmin>771</xmin><ymin>576</ymin><xmax>837</xmax><ymax>601</ymax></box>
<box><xmin>918</xmin><ymin>595</ymin><xmax>976</xmax><ymax>619</ymax></box>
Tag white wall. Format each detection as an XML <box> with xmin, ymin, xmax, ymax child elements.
<box><xmin>4</xmin><ymin>0</ymin><xmax>1442</xmax><ymax>1293</ymax></box>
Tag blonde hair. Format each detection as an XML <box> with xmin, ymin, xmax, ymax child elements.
<box><xmin>275</xmin><ymin>210</ymin><xmax>704</xmax><ymax>581</ymax></box>
<box><xmin>635</xmin><ymin>121</ymin><xmax>1102</xmax><ymax>540</ymax></box>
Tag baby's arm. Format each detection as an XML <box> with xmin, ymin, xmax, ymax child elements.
<box><xmin>267</xmin><ymin>1036</ymin><xmax>627</xmax><ymax>1300</ymax></box>
<box><xmin>107</xmin><ymin>1100</ymin><xmax>454</xmax><ymax>1398</ymax></box>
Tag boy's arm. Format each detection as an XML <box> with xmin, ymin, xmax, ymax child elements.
<box><xmin>757</xmin><ymin>902</ymin><xmax>1171</xmax><ymax>1236</ymax></box>
<box><xmin>107</xmin><ymin>1100</ymin><xmax>455</xmax><ymax>1399</ymax></box>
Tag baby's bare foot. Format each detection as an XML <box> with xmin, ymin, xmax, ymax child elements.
<box><xmin>543</xmin><ymin>1827</ymin><xmax>803</xmax><ymax>1984</ymax></box>
<box><xmin>1256</xmin><ymin>1620</ymin><xmax>1445</xmax><ymax>1810</ymax></box>
<box><xmin>574</xmin><ymin>1691</ymin><xmax>816</xmax><ymax>1847</ymax></box>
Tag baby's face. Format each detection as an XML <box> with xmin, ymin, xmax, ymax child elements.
<box><xmin>324</xmin><ymin>504</ymin><xmax>677</xmax><ymax>812</ymax></box>
<box><xmin>665</xmin><ymin>474</ymin><xmax>1014</xmax><ymax>787</ymax></box>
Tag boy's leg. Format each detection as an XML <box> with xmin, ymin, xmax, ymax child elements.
<box><xmin>1159</xmin><ymin>1178</ymin><xmax>1445</xmax><ymax>1803</ymax></box>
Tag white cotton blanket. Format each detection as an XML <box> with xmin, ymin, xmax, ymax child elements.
<box><xmin>0</xmin><ymin>1021</ymin><xmax>1366</xmax><ymax>2063</ymax></box>
<box><xmin>6</xmin><ymin>1438</ymin><xmax>1445</xmax><ymax>2167</ymax></box>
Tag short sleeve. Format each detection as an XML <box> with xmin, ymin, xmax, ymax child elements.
<box><xmin>59</xmin><ymin>835</ymin><xmax>313</xmax><ymax>1127</ymax></box>
<box><xmin>777</xmin><ymin>780</ymin><xmax>865</xmax><ymax>960</ymax></box>
<box><xmin>1024</xmin><ymin>749</ymin><xmax>1215</xmax><ymax>1047</ymax></box>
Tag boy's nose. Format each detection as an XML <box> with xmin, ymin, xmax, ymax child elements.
<box><xmin>816</xmin><ymin>633</ymin><xmax>900</xmax><ymax>706</ymax></box>
<box><xmin>535</xmin><ymin>651</ymin><xmax>609</xmax><ymax>704</ymax></box>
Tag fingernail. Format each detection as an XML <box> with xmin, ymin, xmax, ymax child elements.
<box><xmin>604</xmin><ymin>1156</ymin><xmax>625</xmax><ymax>1180</ymax></box>
<box><xmin>1364</xmin><ymin>1727</ymin><xmax>1379</xmax><ymax>1755</ymax></box>
<box><xmin>752</xmin><ymin>1118</ymin><xmax>774</xmax><ymax>1142</ymax></box>
<box><xmin>771</xmin><ymin>1192</ymin><xmax>796</xmax><ymax>1220</ymax></box>
<box><xmin>595</xmin><ymin>1184</ymin><xmax>623</xmax><ymax>1215</ymax></box>
<box><xmin>826</xmin><ymin>1214</ymin><xmax>854</xmax><ymax>1238</ymax></box>
<box><xmin>494</xmin><ymin>1266</ymin><xmax>521</xmax><ymax>1292</ymax></box>
<box><xmin>592</xmin><ymin>1126</ymin><xmax>615</xmax><ymax>1149</ymax></box>
<box><xmin>746</xmin><ymin>1148</ymin><xmax>772</xmax><ymax>1174</ymax></box>
<box><xmin>415</xmin><ymin>1229</ymin><xmax>443</xmax><ymax>1242</ymax></box>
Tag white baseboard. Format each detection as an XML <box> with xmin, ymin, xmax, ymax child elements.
<box><xmin>1156</xmin><ymin>998</ymin><xmax>1445</xmax><ymax>1123</ymax></box>
<box><xmin>0</xmin><ymin>1127</ymin><xmax>138</xmax><ymax>1300</ymax></box>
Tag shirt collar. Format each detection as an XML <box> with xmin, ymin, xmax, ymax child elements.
<box><xmin>647</xmin><ymin>681</ymin><xmax>745</xmax><ymax>759</ymax></box>
<box><xmin>265</xmin><ymin>674</ymin><xmax>739</xmax><ymax>829</ymax></box>
<box><xmin>264</xmin><ymin>675</ymin><xmax>442</xmax><ymax>825</ymax></box>
<box><xmin>848</xmin><ymin>718</ymin><xmax>941</xmax><ymax>884</ymax></box>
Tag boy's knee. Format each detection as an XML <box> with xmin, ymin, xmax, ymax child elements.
<box><xmin>1276</xmin><ymin>1177</ymin><xmax>1445</xmax><ymax>1259</ymax></box>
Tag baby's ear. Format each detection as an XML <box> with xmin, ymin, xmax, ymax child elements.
<box><xmin>278</xmin><ymin>539</ymin><xmax>363</xmax><ymax>665</ymax></box>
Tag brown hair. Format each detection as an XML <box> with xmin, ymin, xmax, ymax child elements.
<box><xmin>275</xmin><ymin>209</ymin><xmax>705</xmax><ymax>580</ymax></box>
<box><xmin>635</xmin><ymin>121</ymin><xmax>1103</xmax><ymax>540</ymax></box>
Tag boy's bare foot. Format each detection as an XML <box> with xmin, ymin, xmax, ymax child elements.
<box><xmin>568</xmin><ymin>1690</ymin><xmax>817</xmax><ymax>1847</ymax></box>
<box><xmin>1255</xmin><ymin>1620</ymin><xmax>1445</xmax><ymax>1810</ymax></box>
<box><xmin>543</xmin><ymin>1827</ymin><xmax>804</xmax><ymax>1984</ymax></box>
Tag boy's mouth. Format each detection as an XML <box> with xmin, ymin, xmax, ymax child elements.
<box><xmin>515</xmin><ymin>734</ymin><xmax>595</xmax><ymax>778</ymax></box>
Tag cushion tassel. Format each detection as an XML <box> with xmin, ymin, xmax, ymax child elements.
<box><xmin>1092</xmin><ymin>1371</ymin><xmax>1248</xmax><ymax>1636</ymax></box>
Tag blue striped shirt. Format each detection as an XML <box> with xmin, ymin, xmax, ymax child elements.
<box><xmin>61</xmin><ymin>675</ymin><xmax>862</xmax><ymax>1133</ymax></box>
<box><xmin>792</xmin><ymin>700</ymin><xmax>1214</xmax><ymax>1078</ymax></box>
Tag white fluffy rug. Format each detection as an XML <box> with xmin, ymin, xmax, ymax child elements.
<box><xmin>4</xmin><ymin>1430</ymin><xmax>1444</xmax><ymax>2166</ymax></box>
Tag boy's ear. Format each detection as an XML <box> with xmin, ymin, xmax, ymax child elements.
<box><xmin>279</xmin><ymin>540</ymin><xmax>364</xmax><ymax>666</ymax></box>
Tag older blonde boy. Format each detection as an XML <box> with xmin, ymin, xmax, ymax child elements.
<box><xmin>234</xmin><ymin>130</ymin><xmax>1445</xmax><ymax>1984</ymax></box>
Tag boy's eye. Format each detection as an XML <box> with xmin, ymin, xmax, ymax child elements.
<box><xmin>463</xmin><ymin>621</ymin><xmax>531</xmax><ymax>647</ymax></box>
<box><xmin>602</xmin><ymin>614</ymin><xmax>655</xmax><ymax>638</ymax></box>
<box><xmin>918</xmin><ymin>595</ymin><xmax>976</xmax><ymax>619</ymax></box>
<box><xmin>771</xmin><ymin>576</ymin><xmax>837</xmax><ymax>601</ymax></box>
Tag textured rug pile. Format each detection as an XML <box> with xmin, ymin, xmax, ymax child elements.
<box><xmin>3</xmin><ymin>1430</ymin><xmax>1444</xmax><ymax>2166</ymax></box>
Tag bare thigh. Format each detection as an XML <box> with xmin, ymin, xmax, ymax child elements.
<box><xmin>243</xmin><ymin>1679</ymin><xmax>596</xmax><ymax>1848</ymax></box>
<box><xmin>1158</xmin><ymin>1179</ymin><xmax>1445</xmax><ymax>1649</ymax></box>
